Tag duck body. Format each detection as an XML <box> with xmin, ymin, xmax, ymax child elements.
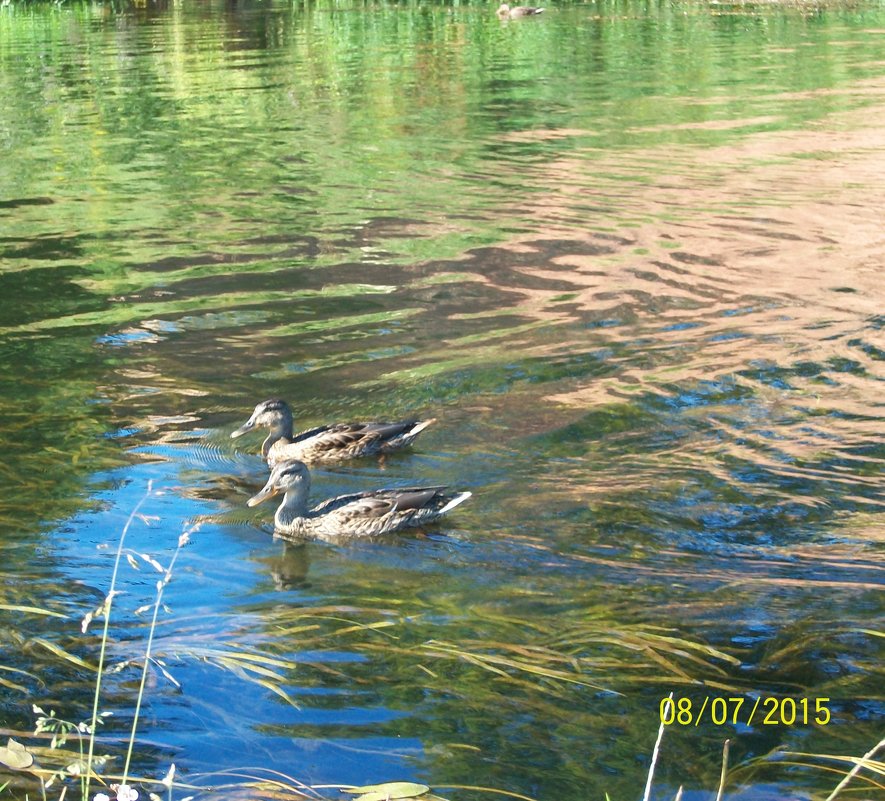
<box><xmin>231</xmin><ymin>399</ymin><xmax>435</xmax><ymax>465</ymax></box>
<box><xmin>247</xmin><ymin>459</ymin><xmax>472</xmax><ymax>539</ymax></box>
<box><xmin>497</xmin><ymin>3</ymin><xmax>545</xmax><ymax>18</ymax></box>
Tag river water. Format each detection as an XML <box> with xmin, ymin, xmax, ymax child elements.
<box><xmin>0</xmin><ymin>2</ymin><xmax>883</xmax><ymax>799</ymax></box>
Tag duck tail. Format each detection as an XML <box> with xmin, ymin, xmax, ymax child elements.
<box><xmin>439</xmin><ymin>491</ymin><xmax>472</xmax><ymax>515</ymax></box>
<box><xmin>409</xmin><ymin>417</ymin><xmax>437</xmax><ymax>437</ymax></box>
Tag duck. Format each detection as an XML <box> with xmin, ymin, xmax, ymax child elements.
<box><xmin>247</xmin><ymin>459</ymin><xmax>472</xmax><ymax>538</ymax></box>
<box><xmin>230</xmin><ymin>399</ymin><xmax>435</xmax><ymax>465</ymax></box>
<box><xmin>497</xmin><ymin>3</ymin><xmax>545</xmax><ymax>18</ymax></box>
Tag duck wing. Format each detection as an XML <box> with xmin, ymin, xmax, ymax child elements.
<box><xmin>298</xmin><ymin>420</ymin><xmax>421</xmax><ymax>444</ymax></box>
<box><xmin>305</xmin><ymin>485</ymin><xmax>470</xmax><ymax>537</ymax></box>
<box><xmin>312</xmin><ymin>485</ymin><xmax>447</xmax><ymax>516</ymax></box>
<box><xmin>289</xmin><ymin>423</ymin><xmax>334</xmax><ymax>444</ymax></box>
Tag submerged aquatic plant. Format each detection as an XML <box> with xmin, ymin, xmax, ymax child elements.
<box><xmin>732</xmin><ymin>735</ymin><xmax>885</xmax><ymax>800</ymax></box>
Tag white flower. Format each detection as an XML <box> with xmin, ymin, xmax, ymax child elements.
<box><xmin>111</xmin><ymin>785</ymin><xmax>139</xmax><ymax>801</ymax></box>
<box><xmin>94</xmin><ymin>794</ymin><xmax>111</xmax><ymax>801</ymax></box>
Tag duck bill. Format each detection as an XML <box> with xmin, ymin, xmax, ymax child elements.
<box><xmin>230</xmin><ymin>418</ymin><xmax>256</xmax><ymax>439</ymax></box>
<box><xmin>247</xmin><ymin>482</ymin><xmax>280</xmax><ymax>507</ymax></box>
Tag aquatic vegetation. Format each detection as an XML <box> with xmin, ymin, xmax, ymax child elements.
<box><xmin>0</xmin><ymin>482</ymin><xmax>753</xmax><ymax>800</ymax></box>
<box><xmin>732</xmin><ymin>735</ymin><xmax>885</xmax><ymax>800</ymax></box>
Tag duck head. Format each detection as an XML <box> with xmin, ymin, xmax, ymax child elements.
<box><xmin>231</xmin><ymin>398</ymin><xmax>293</xmax><ymax>439</ymax></box>
<box><xmin>247</xmin><ymin>459</ymin><xmax>311</xmax><ymax>507</ymax></box>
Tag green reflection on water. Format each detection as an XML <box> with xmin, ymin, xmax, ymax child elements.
<box><xmin>1</xmin><ymin>1</ymin><xmax>884</xmax><ymax>799</ymax></box>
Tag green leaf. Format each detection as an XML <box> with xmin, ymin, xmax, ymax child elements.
<box><xmin>344</xmin><ymin>782</ymin><xmax>431</xmax><ymax>801</ymax></box>
<box><xmin>0</xmin><ymin>738</ymin><xmax>34</xmax><ymax>770</ymax></box>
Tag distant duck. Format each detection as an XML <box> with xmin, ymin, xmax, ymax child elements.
<box><xmin>231</xmin><ymin>399</ymin><xmax>435</xmax><ymax>465</ymax></box>
<box><xmin>497</xmin><ymin>3</ymin><xmax>545</xmax><ymax>18</ymax></box>
<box><xmin>247</xmin><ymin>459</ymin><xmax>472</xmax><ymax>538</ymax></box>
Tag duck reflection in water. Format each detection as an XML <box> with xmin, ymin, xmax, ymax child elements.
<box><xmin>263</xmin><ymin>541</ymin><xmax>311</xmax><ymax>591</ymax></box>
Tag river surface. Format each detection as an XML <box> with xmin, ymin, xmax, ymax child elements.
<box><xmin>0</xmin><ymin>2</ymin><xmax>883</xmax><ymax>799</ymax></box>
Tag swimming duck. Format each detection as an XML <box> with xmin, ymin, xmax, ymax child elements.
<box><xmin>230</xmin><ymin>399</ymin><xmax>435</xmax><ymax>465</ymax></box>
<box><xmin>247</xmin><ymin>459</ymin><xmax>472</xmax><ymax>538</ymax></box>
<box><xmin>497</xmin><ymin>3</ymin><xmax>545</xmax><ymax>18</ymax></box>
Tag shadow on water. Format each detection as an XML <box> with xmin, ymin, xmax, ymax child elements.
<box><xmin>1</xmin><ymin>1</ymin><xmax>883</xmax><ymax>799</ymax></box>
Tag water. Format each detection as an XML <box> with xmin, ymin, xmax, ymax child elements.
<box><xmin>0</xmin><ymin>1</ymin><xmax>883</xmax><ymax>799</ymax></box>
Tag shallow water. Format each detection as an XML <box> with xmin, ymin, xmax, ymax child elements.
<box><xmin>0</xmin><ymin>1</ymin><xmax>883</xmax><ymax>799</ymax></box>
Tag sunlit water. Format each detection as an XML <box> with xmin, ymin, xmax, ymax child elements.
<box><xmin>1</xmin><ymin>2</ymin><xmax>883</xmax><ymax>799</ymax></box>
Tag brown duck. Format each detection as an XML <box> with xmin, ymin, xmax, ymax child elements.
<box><xmin>231</xmin><ymin>399</ymin><xmax>435</xmax><ymax>465</ymax></box>
<box><xmin>247</xmin><ymin>459</ymin><xmax>472</xmax><ymax>538</ymax></box>
<box><xmin>497</xmin><ymin>3</ymin><xmax>545</xmax><ymax>18</ymax></box>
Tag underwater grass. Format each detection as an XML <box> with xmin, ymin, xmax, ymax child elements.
<box><xmin>731</xmin><ymin>736</ymin><xmax>885</xmax><ymax>800</ymax></box>
<box><xmin>260</xmin><ymin>602</ymin><xmax>747</xmax><ymax>697</ymax></box>
<box><xmin>2</xmin><ymin>576</ymin><xmax>880</xmax><ymax>801</ymax></box>
<box><xmin>1</xmin><ymin>484</ymin><xmax>881</xmax><ymax>800</ymax></box>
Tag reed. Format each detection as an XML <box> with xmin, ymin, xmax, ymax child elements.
<box><xmin>82</xmin><ymin>482</ymin><xmax>155</xmax><ymax>801</ymax></box>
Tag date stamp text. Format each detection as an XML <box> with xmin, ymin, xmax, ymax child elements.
<box><xmin>659</xmin><ymin>696</ymin><xmax>831</xmax><ymax>727</ymax></box>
